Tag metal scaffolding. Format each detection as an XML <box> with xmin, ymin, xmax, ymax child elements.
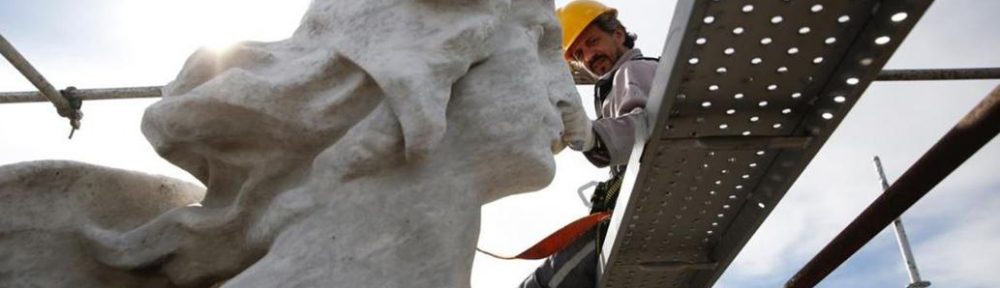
<box><xmin>872</xmin><ymin>156</ymin><xmax>931</xmax><ymax>288</ymax></box>
<box><xmin>597</xmin><ymin>0</ymin><xmax>939</xmax><ymax>286</ymax></box>
<box><xmin>1</xmin><ymin>1</ymin><xmax>998</xmax><ymax>287</ymax></box>
<box><xmin>0</xmin><ymin>86</ymin><xmax>162</xmax><ymax>103</ymax></box>
<box><xmin>0</xmin><ymin>34</ymin><xmax>73</xmax><ymax>115</ymax></box>
<box><xmin>785</xmin><ymin>85</ymin><xmax>999</xmax><ymax>287</ymax></box>
<box><xmin>0</xmin><ymin>33</ymin><xmax>83</xmax><ymax>137</ymax></box>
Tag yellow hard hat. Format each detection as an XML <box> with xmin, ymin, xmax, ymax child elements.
<box><xmin>556</xmin><ymin>0</ymin><xmax>617</xmax><ymax>55</ymax></box>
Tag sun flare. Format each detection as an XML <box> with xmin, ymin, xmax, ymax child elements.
<box><xmin>114</xmin><ymin>0</ymin><xmax>308</xmax><ymax>54</ymax></box>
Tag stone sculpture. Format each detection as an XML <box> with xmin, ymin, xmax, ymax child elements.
<box><xmin>0</xmin><ymin>0</ymin><xmax>588</xmax><ymax>287</ymax></box>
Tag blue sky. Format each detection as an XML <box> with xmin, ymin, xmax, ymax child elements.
<box><xmin>1</xmin><ymin>1</ymin><xmax>998</xmax><ymax>287</ymax></box>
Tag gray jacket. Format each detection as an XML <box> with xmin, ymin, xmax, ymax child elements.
<box><xmin>585</xmin><ymin>49</ymin><xmax>657</xmax><ymax>167</ymax></box>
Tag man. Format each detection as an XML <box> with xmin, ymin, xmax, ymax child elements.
<box><xmin>519</xmin><ymin>1</ymin><xmax>658</xmax><ymax>287</ymax></box>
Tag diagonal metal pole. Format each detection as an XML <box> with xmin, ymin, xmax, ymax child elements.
<box><xmin>786</xmin><ymin>84</ymin><xmax>1000</xmax><ymax>288</ymax></box>
<box><xmin>873</xmin><ymin>156</ymin><xmax>931</xmax><ymax>288</ymax></box>
<box><xmin>0</xmin><ymin>32</ymin><xmax>81</xmax><ymax>134</ymax></box>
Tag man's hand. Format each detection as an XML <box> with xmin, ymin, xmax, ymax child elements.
<box><xmin>567</xmin><ymin>120</ymin><xmax>595</xmax><ymax>151</ymax></box>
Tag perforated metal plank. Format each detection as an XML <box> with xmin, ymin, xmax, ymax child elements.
<box><xmin>598</xmin><ymin>1</ymin><xmax>933</xmax><ymax>287</ymax></box>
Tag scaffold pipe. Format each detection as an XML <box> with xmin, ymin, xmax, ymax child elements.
<box><xmin>785</xmin><ymin>84</ymin><xmax>1000</xmax><ymax>287</ymax></box>
<box><xmin>0</xmin><ymin>33</ymin><xmax>74</xmax><ymax>116</ymax></box>
<box><xmin>0</xmin><ymin>86</ymin><xmax>162</xmax><ymax>103</ymax></box>
<box><xmin>877</xmin><ymin>68</ymin><xmax>1000</xmax><ymax>81</ymax></box>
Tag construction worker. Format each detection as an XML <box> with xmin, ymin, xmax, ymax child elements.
<box><xmin>519</xmin><ymin>1</ymin><xmax>657</xmax><ymax>287</ymax></box>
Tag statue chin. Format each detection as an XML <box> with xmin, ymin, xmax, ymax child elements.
<box><xmin>0</xmin><ymin>0</ymin><xmax>585</xmax><ymax>287</ymax></box>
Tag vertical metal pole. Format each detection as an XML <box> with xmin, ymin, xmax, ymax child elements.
<box><xmin>873</xmin><ymin>156</ymin><xmax>931</xmax><ymax>288</ymax></box>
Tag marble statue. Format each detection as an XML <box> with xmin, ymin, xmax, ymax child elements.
<box><xmin>0</xmin><ymin>0</ymin><xmax>588</xmax><ymax>287</ymax></box>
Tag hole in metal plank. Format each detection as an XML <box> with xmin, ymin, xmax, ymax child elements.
<box><xmin>892</xmin><ymin>12</ymin><xmax>909</xmax><ymax>22</ymax></box>
<box><xmin>875</xmin><ymin>36</ymin><xmax>891</xmax><ymax>45</ymax></box>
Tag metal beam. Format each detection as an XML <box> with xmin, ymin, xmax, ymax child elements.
<box><xmin>877</xmin><ymin>68</ymin><xmax>1000</xmax><ymax>81</ymax></box>
<box><xmin>0</xmin><ymin>86</ymin><xmax>163</xmax><ymax>103</ymax></box>
<box><xmin>573</xmin><ymin>68</ymin><xmax>1000</xmax><ymax>85</ymax></box>
<box><xmin>656</xmin><ymin>136</ymin><xmax>812</xmax><ymax>151</ymax></box>
<box><xmin>786</xmin><ymin>84</ymin><xmax>1000</xmax><ymax>288</ymax></box>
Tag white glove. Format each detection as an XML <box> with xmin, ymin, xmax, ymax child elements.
<box><xmin>556</xmin><ymin>92</ymin><xmax>594</xmax><ymax>152</ymax></box>
<box><xmin>567</xmin><ymin>119</ymin><xmax>596</xmax><ymax>151</ymax></box>
<box><xmin>632</xmin><ymin>110</ymin><xmax>650</xmax><ymax>141</ymax></box>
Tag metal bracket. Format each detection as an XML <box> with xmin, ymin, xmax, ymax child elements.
<box><xmin>61</xmin><ymin>86</ymin><xmax>83</xmax><ymax>138</ymax></box>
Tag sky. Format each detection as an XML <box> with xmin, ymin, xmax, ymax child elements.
<box><xmin>1</xmin><ymin>1</ymin><xmax>998</xmax><ymax>287</ymax></box>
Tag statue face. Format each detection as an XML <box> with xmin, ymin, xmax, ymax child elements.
<box><xmin>447</xmin><ymin>0</ymin><xmax>586</xmax><ymax>202</ymax></box>
<box><xmin>12</xmin><ymin>1</ymin><xmax>593</xmax><ymax>286</ymax></box>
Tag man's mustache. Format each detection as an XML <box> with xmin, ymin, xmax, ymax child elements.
<box><xmin>587</xmin><ymin>55</ymin><xmax>610</xmax><ymax>71</ymax></box>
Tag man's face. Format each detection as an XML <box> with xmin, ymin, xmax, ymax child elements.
<box><xmin>565</xmin><ymin>24</ymin><xmax>626</xmax><ymax>76</ymax></box>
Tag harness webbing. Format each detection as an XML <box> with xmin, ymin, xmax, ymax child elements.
<box><xmin>476</xmin><ymin>211</ymin><xmax>611</xmax><ymax>260</ymax></box>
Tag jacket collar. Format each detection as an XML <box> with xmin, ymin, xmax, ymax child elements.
<box><xmin>597</xmin><ymin>48</ymin><xmax>643</xmax><ymax>80</ymax></box>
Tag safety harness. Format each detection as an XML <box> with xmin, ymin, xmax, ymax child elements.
<box><xmin>588</xmin><ymin>55</ymin><xmax>659</xmax><ymax>214</ymax></box>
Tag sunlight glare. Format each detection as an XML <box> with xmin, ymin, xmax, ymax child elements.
<box><xmin>115</xmin><ymin>0</ymin><xmax>308</xmax><ymax>55</ymax></box>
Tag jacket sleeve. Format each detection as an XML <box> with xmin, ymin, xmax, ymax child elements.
<box><xmin>585</xmin><ymin>60</ymin><xmax>656</xmax><ymax>167</ymax></box>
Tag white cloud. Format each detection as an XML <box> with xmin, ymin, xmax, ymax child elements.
<box><xmin>916</xmin><ymin>190</ymin><xmax>1000</xmax><ymax>287</ymax></box>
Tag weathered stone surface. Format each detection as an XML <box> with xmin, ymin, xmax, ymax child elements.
<box><xmin>0</xmin><ymin>160</ymin><xmax>204</xmax><ymax>288</ymax></box>
<box><xmin>0</xmin><ymin>0</ymin><xmax>585</xmax><ymax>287</ymax></box>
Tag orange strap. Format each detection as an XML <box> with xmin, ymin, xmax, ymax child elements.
<box><xmin>477</xmin><ymin>211</ymin><xmax>611</xmax><ymax>260</ymax></box>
